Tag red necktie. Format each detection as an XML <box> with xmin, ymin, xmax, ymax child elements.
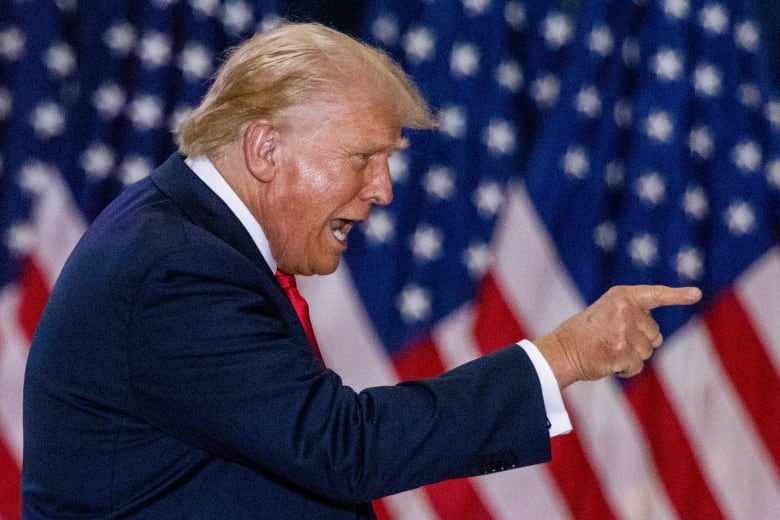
<box><xmin>275</xmin><ymin>269</ymin><xmax>323</xmax><ymax>361</ymax></box>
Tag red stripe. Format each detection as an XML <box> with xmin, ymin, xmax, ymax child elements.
<box><xmin>625</xmin><ymin>370</ymin><xmax>725</xmax><ymax>519</ymax></box>
<box><xmin>392</xmin><ymin>337</ymin><xmax>493</xmax><ymax>519</ymax></box>
<box><xmin>0</xmin><ymin>437</ymin><xmax>21</xmax><ymax>520</ymax></box>
<box><xmin>372</xmin><ymin>498</ymin><xmax>392</xmax><ymax>520</ymax></box>
<box><xmin>703</xmin><ymin>290</ymin><xmax>780</xmax><ymax>469</ymax></box>
<box><xmin>473</xmin><ymin>273</ymin><xmax>615</xmax><ymax>519</ymax></box>
<box><xmin>393</xmin><ymin>336</ymin><xmax>446</xmax><ymax>381</ymax></box>
<box><xmin>17</xmin><ymin>257</ymin><xmax>51</xmax><ymax>343</ymax></box>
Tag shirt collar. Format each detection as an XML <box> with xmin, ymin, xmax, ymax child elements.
<box><xmin>185</xmin><ymin>155</ymin><xmax>277</xmax><ymax>273</ymax></box>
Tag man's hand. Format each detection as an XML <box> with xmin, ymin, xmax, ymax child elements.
<box><xmin>534</xmin><ymin>285</ymin><xmax>702</xmax><ymax>389</ymax></box>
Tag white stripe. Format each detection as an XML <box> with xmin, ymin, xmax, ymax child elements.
<box><xmin>432</xmin><ymin>307</ymin><xmax>571</xmax><ymax>520</ymax></box>
<box><xmin>0</xmin><ymin>286</ymin><xmax>29</xmax><ymax>464</ymax></box>
<box><xmin>298</xmin><ymin>265</ymin><xmax>438</xmax><ymax>520</ymax></box>
<box><xmin>493</xmin><ymin>183</ymin><xmax>677</xmax><ymax>520</ymax></box>
<box><xmin>734</xmin><ymin>246</ymin><xmax>780</xmax><ymax>374</ymax></box>
<box><xmin>27</xmin><ymin>167</ymin><xmax>86</xmax><ymax>286</ymax></box>
<box><xmin>656</xmin><ymin>318</ymin><xmax>780</xmax><ymax>519</ymax></box>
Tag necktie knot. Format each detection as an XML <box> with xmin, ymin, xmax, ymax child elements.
<box><xmin>275</xmin><ymin>269</ymin><xmax>323</xmax><ymax>362</ymax></box>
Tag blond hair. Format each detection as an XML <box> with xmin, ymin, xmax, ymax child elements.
<box><xmin>176</xmin><ymin>23</ymin><xmax>435</xmax><ymax>157</ymax></box>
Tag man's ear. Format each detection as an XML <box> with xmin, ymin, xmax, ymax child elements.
<box><xmin>243</xmin><ymin>120</ymin><xmax>277</xmax><ymax>182</ymax></box>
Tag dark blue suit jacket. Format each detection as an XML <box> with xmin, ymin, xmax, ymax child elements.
<box><xmin>22</xmin><ymin>154</ymin><xmax>551</xmax><ymax>518</ymax></box>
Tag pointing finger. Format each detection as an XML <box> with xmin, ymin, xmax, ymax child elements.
<box><xmin>629</xmin><ymin>285</ymin><xmax>702</xmax><ymax>310</ymax></box>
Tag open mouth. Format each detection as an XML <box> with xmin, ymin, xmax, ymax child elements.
<box><xmin>330</xmin><ymin>218</ymin><xmax>356</xmax><ymax>243</ymax></box>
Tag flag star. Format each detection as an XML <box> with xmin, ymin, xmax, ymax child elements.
<box><xmin>542</xmin><ymin>12</ymin><xmax>574</xmax><ymax>49</ymax></box>
<box><xmin>119</xmin><ymin>155</ymin><xmax>153</xmax><ymax>185</ymax></box>
<box><xmin>699</xmin><ymin>3</ymin><xmax>730</xmax><ymax>35</ymax></box>
<box><xmin>635</xmin><ymin>171</ymin><xmax>666</xmax><ymax>205</ymax></box>
<box><xmin>423</xmin><ymin>166</ymin><xmax>455</xmax><ymax>200</ymax></box>
<box><xmin>80</xmin><ymin>144</ymin><xmax>116</xmax><ymax>179</ymax></box>
<box><xmin>450</xmin><ymin>42</ymin><xmax>480</xmax><ymax>77</ymax></box>
<box><xmin>676</xmin><ymin>247</ymin><xmax>704</xmax><ymax>280</ymax></box>
<box><xmin>693</xmin><ymin>63</ymin><xmax>723</xmax><ymax>97</ymax></box>
<box><xmin>731</xmin><ymin>140</ymin><xmax>762</xmax><ymax>173</ymax></box>
<box><xmin>389</xmin><ymin>152</ymin><xmax>409</xmax><ymax>183</ymax></box>
<box><xmin>222</xmin><ymin>0</ymin><xmax>254</xmax><ymax>35</ymax></box>
<box><xmin>0</xmin><ymin>88</ymin><xmax>11</xmax><ymax>121</ymax></box>
<box><xmin>594</xmin><ymin>221</ymin><xmax>617</xmax><ymax>252</ymax></box>
<box><xmin>372</xmin><ymin>15</ymin><xmax>399</xmax><ymax>46</ymax></box>
<box><xmin>4</xmin><ymin>222</ymin><xmax>36</xmax><ymax>255</ymax></box>
<box><xmin>410</xmin><ymin>225</ymin><xmax>443</xmax><ymax>261</ymax></box>
<box><xmin>652</xmin><ymin>49</ymin><xmax>684</xmax><ymax>82</ymax></box>
<box><xmin>397</xmin><ymin>284</ymin><xmax>432</xmax><ymax>323</ymax></box>
<box><xmin>93</xmin><ymin>83</ymin><xmax>126</xmax><ymax>119</ymax></box>
<box><xmin>613</xmin><ymin>98</ymin><xmax>633</xmax><ymax>128</ymax></box>
<box><xmin>504</xmin><ymin>2</ymin><xmax>527</xmax><ymax>31</ymax></box>
<box><xmin>683</xmin><ymin>186</ymin><xmax>709</xmax><ymax>219</ymax></box>
<box><xmin>589</xmin><ymin>25</ymin><xmax>614</xmax><ymax>57</ymax></box>
<box><xmin>765</xmin><ymin>99</ymin><xmax>780</xmax><ymax>130</ymax></box>
<box><xmin>168</xmin><ymin>104</ymin><xmax>194</xmax><ymax>132</ymax></box>
<box><xmin>473</xmin><ymin>182</ymin><xmax>504</xmax><ymax>217</ymax></box>
<box><xmin>19</xmin><ymin>161</ymin><xmax>58</xmax><ymax>195</ymax></box>
<box><xmin>404</xmin><ymin>26</ymin><xmax>435</xmax><ymax>63</ymax></box>
<box><xmin>664</xmin><ymin>0</ymin><xmax>690</xmax><ymax>19</ymax></box>
<box><xmin>137</xmin><ymin>31</ymin><xmax>172</xmax><ymax>68</ymax></box>
<box><xmin>495</xmin><ymin>60</ymin><xmax>523</xmax><ymax>92</ymax></box>
<box><xmin>463</xmin><ymin>243</ymin><xmax>493</xmax><ymax>278</ymax></box>
<box><xmin>260</xmin><ymin>14</ymin><xmax>283</xmax><ymax>33</ymax></box>
<box><xmin>463</xmin><ymin>0</ymin><xmax>491</xmax><ymax>15</ymax></box>
<box><xmin>622</xmin><ymin>37</ymin><xmax>641</xmax><ymax>67</ymax></box>
<box><xmin>766</xmin><ymin>159</ymin><xmax>780</xmax><ymax>189</ymax></box>
<box><xmin>0</xmin><ymin>26</ymin><xmax>25</xmax><ymax>61</ymax></box>
<box><xmin>483</xmin><ymin>119</ymin><xmax>516</xmax><ymax>155</ymax></box>
<box><xmin>44</xmin><ymin>43</ymin><xmax>76</xmax><ymax>78</ymax></box>
<box><xmin>437</xmin><ymin>105</ymin><xmax>467</xmax><ymax>139</ymax></box>
<box><xmin>30</xmin><ymin>101</ymin><xmax>66</xmax><ymax>138</ymax></box>
<box><xmin>575</xmin><ymin>86</ymin><xmax>602</xmax><ymax>118</ymax></box>
<box><xmin>629</xmin><ymin>233</ymin><xmax>659</xmax><ymax>267</ymax></box>
<box><xmin>561</xmin><ymin>145</ymin><xmax>590</xmax><ymax>179</ymax></box>
<box><xmin>530</xmin><ymin>74</ymin><xmax>560</xmax><ymax>108</ymax></box>
<box><xmin>734</xmin><ymin>21</ymin><xmax>760</xmax><ymax>53</ymax></box>
<box><xmin>689</xmin><ymin>126</ymin><xmax>714</xmax><ymax>159</ymax></box>
<box><xmin>605</xmin><ymin>160</ymin><xmax>625</xmax><ymax>188</ymax></box>
<box><xmin>738</xmin><ymin>83</ymin><xmax>761</xmax><ymax>108</ymax></box>
<box><xmin>363</xmin><ymin>209</ymin><xmax>395</xmax><ymax>244</ymax></box>
<box><xmin>104</xmin><ymin>23</ymin><xmax>136</xmax><ymax>55</ymax></box>
<box><xmin>725</xmin><ymin>201</ymin><xmax>755</xmax><ymax>235</ymax></box>
<box><xmin>645</xmin><ymin>110</ymin><xmax>674</xmax><ymax>143</ymax></box>
<box><xmin>191</xmin><ymin>0</ymin><xmax>220</xmax><ymax>16</ymax></box>
<box><xmin>179</xmin><ymin>43</ymin><xmax>213</xmax><ymax>81</ymax></box>
<box><xmin>128</xmin><ymin>94</ymin><xmax>164</xmax><ymax>130</ymax></box>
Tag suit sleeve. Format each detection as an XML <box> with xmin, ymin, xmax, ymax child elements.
<box><xmin>128</xmin><ymin>240</ymin><xmax>551</xmax><ymax>503</ymax></box>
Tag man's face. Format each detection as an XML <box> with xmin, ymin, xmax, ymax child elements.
<box><xmin>260</xmin><ymin>95</ymin><xmax>405</xmax><ymax>276</ymax></box>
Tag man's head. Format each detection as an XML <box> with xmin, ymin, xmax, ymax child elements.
<box><xmin>177</xmin><ymin>23</ymin><xmax>434</xmax><ymax>276</ymax></box>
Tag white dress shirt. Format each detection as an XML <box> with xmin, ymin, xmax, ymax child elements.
<box><xmin>185</xmin><ymin>155</ymin><xmax>572</xmax><ymax>437</ymax></box>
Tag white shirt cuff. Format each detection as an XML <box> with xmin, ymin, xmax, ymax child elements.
<box><xmin>517</xmin><ymin>339</ymin><xmax>572</xmax><ymax>437</ymax></box>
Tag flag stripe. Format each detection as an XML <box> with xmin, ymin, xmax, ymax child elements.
<box><xmin>16</xmin><ymin>259</ymin><xmax>50</xmax><ymax>343</ymax></box>
<box><xmin>495</xmin><ymin>185</ymin><xmax>680</xmax><ymax>520</ymax></box>
<box><xmin>702</xmin><ymin>290</ymin><xmax>780</xmax><ymax>469</ymax></box>
<box><xmin>0</xmin><ymin>435</ymin><xmax>21</xmax><ymax>520</ymax></box>
<box><xmin>624</xmin><ymin>371</ymin><xmax>726</xmax><ymax>519</ymax></box>
<box><xmin>656</xmin><ymin>317</ymin><xmax>780</xmax><ymax>519</ymax></box>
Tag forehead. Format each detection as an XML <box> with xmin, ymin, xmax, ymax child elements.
<box><xmin>281</xmin><ymin>89</ymin><xmax>404</xmax><ymax>150</ymax></box>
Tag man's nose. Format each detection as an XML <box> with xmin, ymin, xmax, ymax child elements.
<box><xmin>362</xmin><ymin>161</ymin><xmax>394</xmax><ymax>206</ymax></box>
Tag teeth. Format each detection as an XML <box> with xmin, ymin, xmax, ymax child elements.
<box><xmin>333</xmin><ymin>229</ymin><xmax>347</xmax><ymax>242</ymax></box>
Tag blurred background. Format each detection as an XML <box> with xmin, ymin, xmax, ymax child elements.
<box><xmin>1</xmin><ymin>0</ymin><xmax>778</xmax><ymax>518</ymax></box>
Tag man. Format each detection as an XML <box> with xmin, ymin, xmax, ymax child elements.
<box><xmin>22</xmin><ymin>23</ymin><xmax>701</xmax><ymax>518</ymax></box>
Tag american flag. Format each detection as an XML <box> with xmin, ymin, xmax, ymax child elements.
<box><xmin>301</xmin><ymin>0</ymin><xmax>780</xmax><ymax>518</ymax></box>
<box><xmin>1</xmin><ymin>2</ymin><xmax>778</xmax><ymax>520</ymax></box>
